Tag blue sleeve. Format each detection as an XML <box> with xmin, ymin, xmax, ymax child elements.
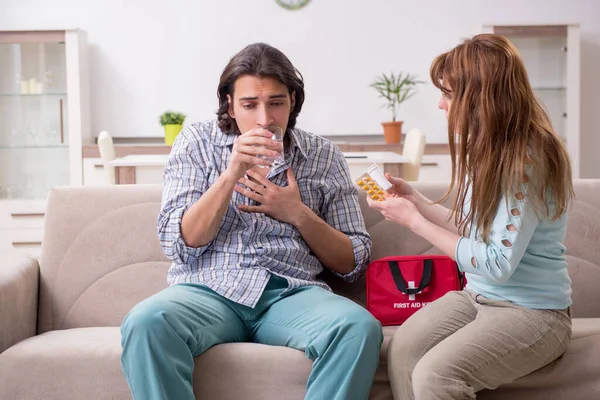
<box><xmin>455</xmin><ymin>183</ymin><xmax>539</xmax><ymax>284</ymax></box>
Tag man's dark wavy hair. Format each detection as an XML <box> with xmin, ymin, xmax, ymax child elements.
<box><xmin>216</xmin><ymin>43</ymin><xmax>305</xmax><ymax>134</ymax></box>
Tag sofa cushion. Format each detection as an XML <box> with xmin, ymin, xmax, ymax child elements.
<box><xmin>571</xmin><ymin>318</ymin><xmax>600</xmax><ymax>339</ymax></box>
<box><xmin>0</xmin><ymin>327</ymin><xmax>394</xmax><ymax>400</ymax></box>
<box><xmin>2</xmin><ymin>319</ymin><xmax>598</xmax><ymax>400</ymax></box>
<box><xmin>0</xmin><ymin>328</ymin><xmax>129</xmax><ymax>400</ymax></box>
<box><xmin>0</xmin><ymin>327</ymin><xmax>344</xmax><ymax>400</ymax></box>
<box><xmin>566</xmin><ymin>255</ymin><xmax>600</xmax><ymax>317</ymax></box>
<box><xmin>380</xmin><ymin>318</ymin><xmax>600</xmax><ymax>355</ymax></box>
<box><xmin>478</xmin><ymin>332</ymin><xmax>600</xmax><ymax>399</ymax></box>
<box><xmin>381</xmin><ymin>318</ymin><xmax>600</xmax><ymax>400</ymax></box>
<box><xmin>38</xmin><ymin>186</ymin><xmax>170</xmax><ymax>334</ymax></box>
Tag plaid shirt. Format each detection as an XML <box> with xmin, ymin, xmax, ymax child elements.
<box><xmin>158</xmin><ymin>120</ymin><xmax>371</xmax><ymax>307</ymax></box>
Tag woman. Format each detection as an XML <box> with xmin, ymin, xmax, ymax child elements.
<box><xmin>368</xmin><ymin>33</ymin><xmax>574</xmax><ymax>399</ymax></box>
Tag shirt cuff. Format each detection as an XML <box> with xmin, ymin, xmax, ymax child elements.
<box><xmin>172</xmin><ymin>206</ymin><xmax>211</xmax><ymax>262</ymax></box>
<box><xmin>332</xmin><ymin>235</ymin><xmax>370</xmax><ymax>282</ymax></box>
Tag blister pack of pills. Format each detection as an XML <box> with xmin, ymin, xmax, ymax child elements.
<box><xmin>355</xmin><ymin>164</ymin><xmax>392</xmax><ymax>201</ymax></box>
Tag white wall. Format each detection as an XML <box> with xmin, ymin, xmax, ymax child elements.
<box><xmin>2</xmin><ymin>0</ymin><xmax>599</xmax><ymax>175</ymax></box>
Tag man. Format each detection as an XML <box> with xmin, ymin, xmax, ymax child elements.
<box><xmin>120</xmin><ymin>42</ymin><xmax>382</xmax><ymax>400</ymax></box>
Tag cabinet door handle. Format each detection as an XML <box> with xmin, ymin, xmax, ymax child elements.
<box><xmin>10</xmin><ymin>212</ymin><xmax>45</xmax><ymax>218</ymax></box>
<box><xmin>11</xmin><ymin>241</ymin><xmax>42</xmax><ymax>247</ymax></box>
<box><xmin>59</xmin><ymin>98</ymin><xmax>64</xmax><ymax>144</ymax></box>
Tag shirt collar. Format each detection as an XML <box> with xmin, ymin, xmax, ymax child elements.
<box><xmin>212</xmin><ymin>121</ymin><xmax>237</xmax><ymax>147</ymax></box>
<box><xmin>287</xmin><ymin>128</ymin><xmax>309</xmax><ymax>160</ymax></box>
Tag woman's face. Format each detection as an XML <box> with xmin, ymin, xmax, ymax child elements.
<box><xmin>438</xmin><ymin>79</ymin><xmax>452</xmax><ymax>119</ymax></box>
<box><xmin>438</xmin><ymin>91</ymin><xmax>452</xmax><ymax>119</ymax></box>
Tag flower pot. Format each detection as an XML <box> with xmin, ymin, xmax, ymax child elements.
<box><xmin>381</xmin><ymin>121</ymin><xmax>403</xmax><ymax>144</ymax></box>
<box><xmin>164</xmin><ymin>124</ymin><xmax>182</xmax><ymax>145</ymax></box>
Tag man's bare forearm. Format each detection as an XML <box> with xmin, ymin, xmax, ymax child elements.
<box><xmin>181</xmin><ymin>171</ymin><xmax>238</xmax><ymax>247</ymax></box>
<box><xmin>291</xmin><ymin>205</ymin><xmax>356</xmax><ymax>274</ymax></box>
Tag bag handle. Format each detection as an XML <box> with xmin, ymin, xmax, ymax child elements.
<box><xmin>388</xmin><ymin>259</ymin><xmax>433</xmax><ymax>295</ymax></box>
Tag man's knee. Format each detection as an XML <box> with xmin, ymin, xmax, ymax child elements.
<box><xmin>341</xmin><ymin>306</ymin><xmax>383</xmax><ymax>347</ymax></box>
<box><xmin>121</xmin><ymin>297</ymin><xmax>173</xmax><ymax>341</ymax></box>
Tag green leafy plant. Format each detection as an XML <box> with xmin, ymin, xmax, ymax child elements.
<box><xmin>159</xmin><ymin>111</ymin><xmax>186</xmax><ymax>126</ymax></box>
<box><xmin>370</xmin><ymin>72</ymin><xmax>425</xmax><ymax>121</ymax></box>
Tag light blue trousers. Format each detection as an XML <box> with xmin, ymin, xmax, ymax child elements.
<box><xmin>120</xmin><ymin>275</ymin><xmax>383</xmax><ymax>400</ymax></box>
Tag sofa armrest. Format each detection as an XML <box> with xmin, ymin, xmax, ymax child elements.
<box><xmin>0</xmin><ymin>251</ymin><xmax>39</xmax><ymax>354</ymax></box>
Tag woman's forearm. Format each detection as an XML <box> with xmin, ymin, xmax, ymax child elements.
<box><xmin>415</xmin><ymin>192</ymin><xmax>465</xmax><ymax>235</ymax></box>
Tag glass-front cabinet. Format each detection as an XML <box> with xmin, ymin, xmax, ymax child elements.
<box><xmin>482</xmin><ymin>24</ymin><xmax>581</xmax><ymax>178</ymax></box>
<box><xmin>0</xmin><ymin>29</ymin><xmax>89</xmax><ymax>257</ymax></box>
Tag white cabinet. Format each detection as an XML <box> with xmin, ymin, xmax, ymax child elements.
<box><xmin>0</xmin><ymin>199</ymin><xmax>46</xmax><ymax>257</ymax></box>
<box><xmin>418</xmin><ymin>154</ymin><xmax>452</xmax><ymax>182</ymax></box>
<box><xmin>482</xmin><ymin>24</ymin><xmax>581</xmax><ymax>178</ymax></box>
<box><xmin>0</xmin><ymin>29</ymin><xmax>90</xmax><ymax>257</ymax></box>
<box><xmin>83</xmin><ymin>157</ymin><xmax>110</xmax><ymax>186</ymax></box>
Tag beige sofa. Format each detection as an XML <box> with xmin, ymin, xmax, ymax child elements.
<box><xmin>1</xmin><ymin>181</ymin><xmax>600</xmax><ymax>400</ymax></box>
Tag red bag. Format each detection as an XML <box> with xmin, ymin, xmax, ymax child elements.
<box><xmin>366</xmin><ymin>255</ymin><xmax>465</xmax><ymax>326</ymax></box>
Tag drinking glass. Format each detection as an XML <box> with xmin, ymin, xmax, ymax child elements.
<box><xmin>258</xmin><ymin>126</ymin><xmax>284</xmax><ymax>168</ymax></box>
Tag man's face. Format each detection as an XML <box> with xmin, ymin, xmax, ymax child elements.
<box><xmin>227</xmin><ymin>75</ymin><xmax>295</xmax><ymax>135</ymax></box>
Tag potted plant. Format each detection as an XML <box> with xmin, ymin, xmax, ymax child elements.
<box><xmin>370</xmin><ymin>72</ymin><xmax>424</xmax><ymax>144</ymax></box>
<box><xmin>159</xmin><ymin>111</ymin><xmax>186</xmax><ymax>145</ymax></box>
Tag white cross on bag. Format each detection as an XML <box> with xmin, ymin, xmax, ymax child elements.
<box><xmin>408</xmin><ymin>281</ymin><xmax>416</xmax><ymax>301</ymax></box>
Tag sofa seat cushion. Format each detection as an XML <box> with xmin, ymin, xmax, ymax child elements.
<box><xmin>1</xmin><ymin>319</ymin><xmax>598</xmax><ymax>400</ymax></box>
<box><xmin>380</xmin><ymin>318</ymin><xmax>600</xmax><ymax>400</ymax></box>
<box><xmin>570</xmin><ymin>317</ymin><xmax>600</xmax><ymax>338</ymax></box>
<box><xmin>380</xmin><ymin>318</ymin><xmax>600</xmax><ymax>357</ymax></box>
<box><xmin>0</xmin><ymin>327</ymin><xmax>130</xmax><ymax>400</ymax></box>
<box><xmin>0</xmin><ymin>327</ymin><xmax>331</xmax><ymax>400</ymax></box>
